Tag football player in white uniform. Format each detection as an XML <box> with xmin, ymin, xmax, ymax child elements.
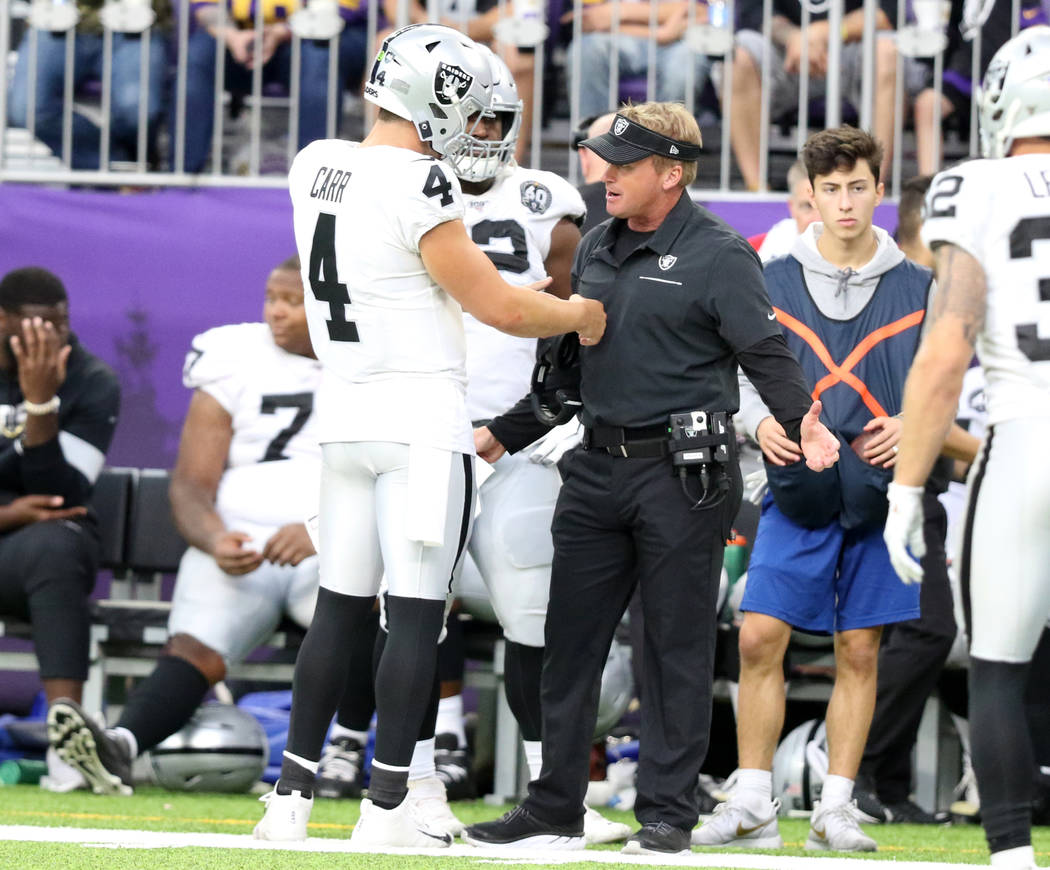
<box><xmin>405</xmin><ymin>48</ymin><xmax>630</xmax><ymax>845</ymax></box>
<box><xmin>47</xmin><ymin>257</ymin><xmax>344</xmax><ymax>795</ymax></box>
<box><xmin>884</xmin><ymin>26</ymin><xmax>1050</xmax><ymax>870</ymax></box>
<box><xmin>254</xmin><ymin>23</ymin><xmax>605</xmax><ymax>849</ymax></box>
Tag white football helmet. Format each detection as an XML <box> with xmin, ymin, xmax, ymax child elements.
<box><xmin>449</xmin><ymin>45</ymin><xmax>523</xmax><ymax>182</ymax></box>
<box><xmin>771</xmin><ymin>719</ymin><xmax>828</xmax><ymax>815</ymax></box>
<box><xmin>364</xmin><ymin>23</ymin><xmax>494</xmax><ymax>160</ymax></box>
<box><xmin>978</xmin><ymin>25</ymin><xmax>1050</xmax><ymax>158</ymax></box>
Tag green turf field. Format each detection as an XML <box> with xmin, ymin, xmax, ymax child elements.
<box><xmin>0</xmin><ymin>784</ymin><xmax>1047</xmax><ymax>868</ymax></box>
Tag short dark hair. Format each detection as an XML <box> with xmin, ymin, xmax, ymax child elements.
<box><xmin>802</xmin><ymin>126</ymin><xmax>885</xmax><ymax>186</ymax></box>
<box><xmin>895</xmin><ymin>174</ymin><xmax>934</xmax><ymax>244</ymax></box>
<box><xmin>0</xmin><ymin>267</ymin><xmax>69</xmax><ymax>312</ymax></box>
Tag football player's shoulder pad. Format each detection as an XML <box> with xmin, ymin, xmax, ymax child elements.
<box><xmin>183</xmin><ymin>322</ymin><xmax>270</xmax><ymax>389</ymax></box>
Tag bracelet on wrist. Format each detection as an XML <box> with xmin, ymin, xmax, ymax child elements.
<box><xmin>23</xmin><ymin>395</ymin><xmax>60</xmax><ymax>416</ymax></box>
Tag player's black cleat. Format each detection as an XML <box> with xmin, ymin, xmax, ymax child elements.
<box><xmin>315</xmin><ymin>736</ymin><xmax>365</xmax><ymax>799</ymax></box>
<box><xmin>434</xmin><ymin>732</ymin><xmax>476</xmax><ymax>800</ymax></box>
<box><xmin>464</xmin><ymin>805</ymin><xmax>584</xmax><ymax>849</ymax></box>
<box><xmin>47</xmin><ymin>698</ymin><xmax>133</xmax><ymax>796</ymax></box>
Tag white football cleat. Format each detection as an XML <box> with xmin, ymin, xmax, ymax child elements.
<box><xmin>691</xmin><ymin>795</ymin><xmax>783</xmax><ymax>848</ymax></box>
<box><xmin>407</xmin><ymin>775</ymin><xmax>466</xmax><ymax>837</ymax></box>
<box><xmin>583</xmin><ymin>806</ymin><xmax>632</xmax><ymax>844</ymax></box>
<box><xmin>805</xmin><ymin>800</ymin><xmax>877</xmax><ymax>852</ymax></box>
<box><xmin>253</xmin><ymin>785</ymin><xmax>314</xmax><ymax>841</ymax></box>
<box><xmin>351</xmin><ymin>797</ymin><xmax>453</xmax><ymax>848</ymax></box>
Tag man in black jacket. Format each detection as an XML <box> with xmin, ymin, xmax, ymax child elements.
<box><xmin>0</xmin><ymin>267</ymin><xmax>120</xmax><ymax>711</ymax></box>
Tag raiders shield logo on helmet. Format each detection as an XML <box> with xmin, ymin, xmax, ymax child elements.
<box><xmin>521</xmin><ymin>181</ymin><xmax>552</xmax><ymax>215</ymax></box>
<box><xmin>614</xmin><ymin>117</ymin><xmax>629</xmax><ymax>136</ymax></box>
<box><xmin>434</xmin><ymin>62</ymin><xmax>474</xmax><ymax>106</ymax></box>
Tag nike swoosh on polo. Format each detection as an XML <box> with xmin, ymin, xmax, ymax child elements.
<box><xmin>735</xmin><ymin>819</ymin><xmax>771</xmax><ymax>836</ymax></box>
<box><xmin>767</xmin><ymin>311</ymin><xmax>777</xmax><ymax>320</ymax></box>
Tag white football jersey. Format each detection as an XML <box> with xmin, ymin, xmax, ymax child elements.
<box><xmin>289</xmin><ymin>140</ymin><xmax>474</xmax><ymax>453</ymax></box>
<box><xmin>183</xmin><ymin>322</ymin><xmax>323</xmax><ymax>535</ymax></box>
<box><xmin>922</xmin><ymin>154</ymin><xmax>1050</xmax><ymax>424</ymax></box>
<box><xmin>461</xmin><ymin>164</ymin><xmax>585</xmax><ymax>420</ymax></box>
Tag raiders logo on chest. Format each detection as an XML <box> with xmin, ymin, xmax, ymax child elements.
<box><xmin>310</xmin><ymin>166</ymin><xmax>352</xmax><ymax>203</ymax></box>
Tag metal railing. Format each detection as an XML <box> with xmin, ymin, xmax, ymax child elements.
<box><xmin>1</xmin><ymin>0</ymin><xmax>1008</xmax><ymax>193</ymax></box>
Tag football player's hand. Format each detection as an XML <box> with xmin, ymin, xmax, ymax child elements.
<box><xmin>474</xmin><ymin>426</ymin><xmax>506</xmax><ymax>464</ymax></box>
<box><xmin>262</xmin><ymin>523</ymin><xmax>316</xmax><ymax>566</ymax></box>
<box><xmin>0</xmin><ymin>495</ymin><xmax>87</xmax><ymax>531</ymax></box>
<box><xmin>800</xmin><ymin>400</ymin><xmax>840</xmax><ymax>471</ymax></box>
<box><xmin>756</xmin><ymin>415</ymin><xmax>802</xmax><ymax>466</ymax></box>
<box><xmin>10</xmin><ymin>317</ymin><xmax>70</xmax><ymax>405</ymax></box>
<box><xmin>528</xmin><ymin>420</ymin><xmax>582</xmax><ymax>467</ymax></box>
<box><xmin>571</xmin><ymin>294</ymin><xmax>606</xmax><ymax>346</ymax></box>
<box><xmin>744</xmin><ymin>468</ymin><xmax>768</xmax><ymax>505</ymax></box>
<box><xmin>856</xmin><ymin>416</ymin><xmax>902</xmax><ymax>467</ymax></box>
<box><xmin>210</xmin><ymin>530</ymin><xmax>264</xmax><ymax>575</ymax></box>
<box><xmin>884</xmin><ymin>481</ymin><xmax>925</xmax><ymax>584</ymax></box>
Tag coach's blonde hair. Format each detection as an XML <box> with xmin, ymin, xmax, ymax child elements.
<box><xmin>618</xmin><ymin>102</ymin><xmax>702</xmax><ymax>187</ymax></box>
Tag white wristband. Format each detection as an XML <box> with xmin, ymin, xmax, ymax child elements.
<box><xmin>23</xmin><ymin>396</ymin><xmax>60</xmax><ymax>416</ymax></box>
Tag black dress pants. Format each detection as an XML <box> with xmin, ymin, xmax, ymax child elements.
<box><xmin>524</xmin><ymin>447</ymin><xmax>740</xmax><ymax>831</ymax></box>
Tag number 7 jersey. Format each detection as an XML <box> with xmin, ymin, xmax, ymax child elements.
<box><xmin>922</xmin><ymin>154</ymin><xmax>1050</xmax><ymax>424</ymax></box>
<box><xmin>289</xmin><ymin>139</ymin><xmax>475</xmax><ymax>453</ymax></box>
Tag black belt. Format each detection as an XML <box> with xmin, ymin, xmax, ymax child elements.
<box><xmin>583</xmin><ymin>423</ymin><xmax>669</xmax><ymax>458</ymax></box>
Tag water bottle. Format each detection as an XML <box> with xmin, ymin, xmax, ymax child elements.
<box><xmin>0</xmin><ymin>759</ymin><xmax>48</xmax><ymax>786</ymax></box>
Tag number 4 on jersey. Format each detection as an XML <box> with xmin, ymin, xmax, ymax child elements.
<box><xmin>310</xmin><ymin>213</ymin><xmax>359</xmax><ymax>342</ymax></box>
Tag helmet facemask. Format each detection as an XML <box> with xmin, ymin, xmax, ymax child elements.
<box><xmin>446</xmin><ymin>103</ymin><xmax>523</xmax><ymax>181</ymax></box>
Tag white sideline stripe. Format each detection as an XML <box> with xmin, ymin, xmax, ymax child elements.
<box><xmin>0</xmin><ymin>825</ymin><xmax>977</xmax><ymax>868</ymax></box>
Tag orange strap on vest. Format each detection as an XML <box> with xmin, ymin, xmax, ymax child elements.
<box><xmin>773</xmin><ymin>307</ymin><xmax>925</xmax><ymax>418</ymax></box>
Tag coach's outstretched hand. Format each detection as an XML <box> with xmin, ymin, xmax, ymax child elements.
<box><xmin>800</xmin><ymin>400</ymin><xmax>840</xmax><ymax>471</ymax></box>
<box><xmin>571</xmin><ymin>294</ymin><xmax>606</xmax><ymax>346</ymax></box>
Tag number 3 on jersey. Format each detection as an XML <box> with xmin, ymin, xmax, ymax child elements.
<box><xmin>310</xmin><ymin>213</ymin><xmax>359</xmax><ymax>342</ymax></box>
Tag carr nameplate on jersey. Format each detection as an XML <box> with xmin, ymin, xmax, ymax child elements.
<box><xmin>435</xmin><ymin>62</ymin><xmax>473</xmax><ymax>105</ymax></box>
<box><xmin>521</xmin><ymin>181</ymin><xmax>552</xmax><ymax>215</ymax></box>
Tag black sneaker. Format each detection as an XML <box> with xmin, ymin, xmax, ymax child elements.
<box><xmin>434</xmin><ymin>732</ymin><xmax>476</xmax><ymax>800</ymax></box>
<box><xmin>622</xmin><ymin>821</ymin><xmax>691</xmax><ymax>855</ymax></box>
<box><xmin>315</xmin><ymin>736</ymin><xmax>365</xmax><ymax>799</ymax></box>
<box><xmin>884</xmin><ymin>800</ymin><xmax>951</xmax><ymax>824</ymax></box>
<box><xmin>47</xmin><ymin>698</ymin><xmax>133</xmax><ymax>796</ymax></box>
<box><xmin>852</xmin><ymin>783</ymin><xmax>889</xmax><ymax>823</ymax></box>
<box><xmin>463</xmin><ymin>805</ymin><xmax>585</xmax><ymax>849</ymax></box>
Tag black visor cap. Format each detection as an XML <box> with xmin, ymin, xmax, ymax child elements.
<box><xmin>579</xmin><ymin>113</ymin><xmax>702</xmax><ymax>165</ymax></box>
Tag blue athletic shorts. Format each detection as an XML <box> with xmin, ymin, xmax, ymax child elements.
<box><xmin>740</xmin><ymin>493</ymin><xmax>920</xmax><ymax>634</ymax></box>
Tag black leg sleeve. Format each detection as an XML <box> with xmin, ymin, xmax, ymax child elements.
<box><xmin>117</xmin><ymin>655</ymin><xmax>211</xmax><ymax>753</ymax></box>
<box><xmin>335</xmin><ymin>605</ymin><xmax>379</xmax><ymax>732</ymax></box>
<box><xmin>504</xmin><ymin>640</ymin><xmax>544</xmax><ymax>742</ymax></box>
<box><xmin>970</xmin><ymin>656</ymin><xmax>1034</xmax><ymax>855</ymax></box>
<box><xmin>285</xmin><ymin>588</ymin><xmax>378</xmax><ymax>764</ymax></box>
<box><xmin>372</xmin><ymin>594</ymin><xmax>446</xmax><ymax>768</ymax></box>
<box><xmin>437</xmin><ymin>609</ymin><xmax>465</xmax><ymax>683</ymax></box>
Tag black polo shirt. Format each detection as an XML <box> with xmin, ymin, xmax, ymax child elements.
<box><xmin>574</xmin><ymin>191</ymin><xmax>782</xmax><ymax>428</ymax></box>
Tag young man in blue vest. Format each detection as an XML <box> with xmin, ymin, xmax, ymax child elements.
<box><xmin>693</xmin><ymin>126</ymin><xmax>932</xmax><ymax>853</ymax></box>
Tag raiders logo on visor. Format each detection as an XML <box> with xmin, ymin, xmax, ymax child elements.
<box><xmin>434</xmin><ymin>62</ymin><xmax>474</xmax><ymax>105</ymax></box>
<box><xmin>614</xmin><ymin>117</ymin><xmax>629</xmax><ymax>136</ymax></box>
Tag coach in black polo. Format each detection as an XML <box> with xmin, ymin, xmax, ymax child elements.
<box><xmin>466</xmin><ymin>102</ymin><xmax>840</xmax><ymax>855</ymax></box>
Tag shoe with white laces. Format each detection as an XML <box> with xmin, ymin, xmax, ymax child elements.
<box><xmin>691</xmin><ymin>796</ymin><xmax>783</xmax><ymax>848</ymax></box>
<box><xmin>351</xmin><ymin>797</ymin><xmax>453</xmax><ymax>848</ymax></box>
<box><xmin>583</xmin><ymin>806</ymin><xmax>632</xmax><ymax>844</ymax></box>
<box><xmin>253</xmin><ymin>784</ymin><xmax>314</xmax><ymax>841</ymax></box>
<box><xmin>434</xmin><ymin>733</ymin><xmax>476</xmax><ymax>800</ymax></box>
<box><xmin>805</xmin><ymin>800</ymin><xmax>878</xmax><ymax>852</ymax></box>
<box><xmin>47</xmin><ymin>699</ymin><xmax>133</xmax><ymax>796</ymax></box>
<box><xmin>407</xmin><ymin>775</ymin><xmax>465</xmax><ymax>837</ymax></box>
<box><xmin>316</xmin><ymin>736</ymin><xmax>365</xmax><ymax>799</ymax></box>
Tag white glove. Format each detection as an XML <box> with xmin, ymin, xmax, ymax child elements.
<box><xmin>528</xmin><ymin>420</ymin><xmax>583</xmax><ymax>467</ymax></box>
<box><xmin>744</xmin><ymin>468</ymin><xmax>768</xmax><ymax>506</ymax></box>
<box><xmin>883</xmin><ymin>482</ymin><xmax>926</xmax><ymax>584</ymax></box>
